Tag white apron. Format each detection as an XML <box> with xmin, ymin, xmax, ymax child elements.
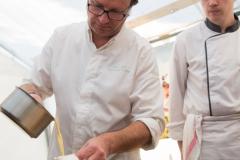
<box><xmin>183</xmin><ymin>113</ymin><xmax>240</xmax><ymax>160</ymax></box>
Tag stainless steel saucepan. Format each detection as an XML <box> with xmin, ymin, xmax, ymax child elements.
<box><xmin>0</xmin><ymin>86</ymin><xmax>65</xmax><ymax>155</ymax></box>
<box><xmin>0</xmin><ymin>86</ymin><xmax>54</xmax><ymax>138</ymax></box>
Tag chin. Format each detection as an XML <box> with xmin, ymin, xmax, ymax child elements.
<box><xmin>208</xmin><ymin>15</ymin><xmax>222</xmax><ymax>23</ymax></box>
<box><xmin>94</xmin><ymin>28</ymin><xmax>115</xmax><ymax>37</ymax></box>
<box><xmin>95</xmin><ymin>30</ymin><xmax>112</xmax><ymax>36</ymax></box>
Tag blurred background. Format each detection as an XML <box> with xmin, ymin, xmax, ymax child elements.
<box><xmin>0</xmin><ymin>0</ymin><xmax>240</xmax><ymax>159</ymax></box>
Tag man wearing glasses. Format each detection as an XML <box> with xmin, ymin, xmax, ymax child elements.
<box><xmin>21</xmin><ymin>0</ymin><xmax>165</xmax><ymax>160</ymax></box>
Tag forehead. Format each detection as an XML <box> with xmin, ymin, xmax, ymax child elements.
<box><xmin>90</xmin><ymin>0</ymin><xmax>131</xmax><ymax>9</ymax></box>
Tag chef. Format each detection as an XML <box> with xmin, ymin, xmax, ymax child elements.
<box><xmin>20</xmin><ymin>0</ymin><xmax>165</xmax><ymax>159</ymax></box>
<box><xmin>166</xmin><ymin>0</ymin><xmax>240</xmax><ymax>159</ymax></box>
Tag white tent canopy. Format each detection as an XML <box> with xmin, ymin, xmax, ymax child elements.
<box><xmin>1</xmin><ymin>0</ymin><xmax>240</xmax><ymax>60</ymax></box>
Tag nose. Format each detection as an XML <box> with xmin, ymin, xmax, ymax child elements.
<box><xmin>209</xmin><ymin>0</ymin><xmax>218</xmax><ymax>7</ymax></box>
<box><xmin>98</xmin><ymin>12</ymin><xmax>110</xmax><ymax>24</ymax></box>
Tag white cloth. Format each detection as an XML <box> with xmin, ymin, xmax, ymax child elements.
<box><xmin>182</xmin><ymin>114</ymin><xmax>240</xmax><ymax>160</ymax></box>
<box><xmin>54</xmin><ymin>154</ymin><xmax>78</xmax><ymax>160</ymax></box>
<box><xmin>182</xmin><ymin>114</ymin><xmax>203</xmax><ymax>160</ymax></box>
<box><xmin>166</xmin><ymin>21</ymin><xmax>240</xmax><ymax>140</ymax></box>
<box><xmin>200</xmin><ymin>114</ymin><xmax>240</xmax><ymax>160</ymax></box>
<box><xmin>23</xmin><ymin>21</ymin><xmax>165</xmax><ymax>160</ymax></box>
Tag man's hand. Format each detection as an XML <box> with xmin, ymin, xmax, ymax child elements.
<box><xmin>29</xmin><ymin>93</ymin><xmax>42</xmax><ymax>104</ymax></box>
<box><xmin>75</xmin><ymin>134</ymin><xmax>110</xmax><ymax>160</ymax></box>
<box><xmin>21</xmin><ymin>84</ymin><xmax>43</xmax><ymax>104</ymax></box>
<box><xmin>75</xmin><ymin>121</ymin><xmax>151</xmax><ymax>160</ymax></box>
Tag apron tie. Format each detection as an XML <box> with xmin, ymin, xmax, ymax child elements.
<box><xmin>182</xmin><ymin>114</ymin><xmax>203</xmax><ymax>160</ymax></box>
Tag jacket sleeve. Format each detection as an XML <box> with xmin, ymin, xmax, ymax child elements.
<box><xmin>166</xmin><ymin>35</ymin><xmax>188</xmax><ymax>141</ymax></box>
<box><xmin>129</xmin><ymin>48</ymin><xmax>165</xmax><ymax>150</ymax></box>
<box><xmin>22</xmin><ymin>30</ymin><xmax>58</xmax><ymax>100</ymax></box>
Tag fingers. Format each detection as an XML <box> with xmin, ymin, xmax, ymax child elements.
<box><xmin>86</xmin><ymin>151</ymin><xmax>105</xmax><ymax>160</ymax></box>
<box><xmin>29</xmin><ymin>94</ymin><xmax>42</xmax><ymax>104</ymax></box>
<box><xmin>77</xmin><ymin>144</ymin><xmax>94</xmax><ymax>160</ymax></box>
<box><xmin>85</xmin><ymin>146</ymin><xmax>106</xmax><ymax>160</ymax></box>
<box><xmin>76</xmin><ymin>143</ymin><xmax>106</xmax><ymax>160</ymax></box>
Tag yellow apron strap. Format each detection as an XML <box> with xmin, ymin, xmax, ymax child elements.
<box><xmin>54</xmin><ymin>119</ymin><xmax>65</xmax><ymax>156</ymax></box>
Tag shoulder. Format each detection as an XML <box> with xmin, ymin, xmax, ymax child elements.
<box><xmin>176</xmin><ymin>22</ymin><xmax>204</xmax><ymax>44</ymax></box>
<box><xmin>54</xmin><ymin>21</ymin><xmax>87</xmax><ymax>39</ymax></box>
<box><xmin>119</xmin><ymin>27</ymin><xmax>157</xmax><ymax>66</ymax></box>
<box><xmin>120</xmin><ymin>26</ymin><xmax>153</xmax><ymax>52</ymax></box>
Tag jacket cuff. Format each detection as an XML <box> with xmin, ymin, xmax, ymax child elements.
<box><xmin>134</xmin><ymin>117</ymin><xmax>165</xmax><ymax>150</ymax></box>
<box><xmin>166</xmin><ymin>121</ymin><xmax>185</xmax><ymax>141</ymax></box>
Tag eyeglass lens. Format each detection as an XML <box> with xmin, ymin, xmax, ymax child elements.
<box><xmin>89</xmin><ymin>5</ymin><xmax>124</xmax><ymax>20</ymax></box>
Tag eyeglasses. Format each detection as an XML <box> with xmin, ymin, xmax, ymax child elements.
<box><xmin>87</xmin><ymin>3</ymin><xmax>131</xmax><ymax>21</ymax></box>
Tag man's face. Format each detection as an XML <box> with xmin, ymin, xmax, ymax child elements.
<box><xmin>201</xmin><ymin>0</ymin><xmax>236</xmax><ymax>24</ymax></box>
<box><xmin>87</xmin><ymin>0</ymin><xmax>131</xmax><ymax>38</ymax></box>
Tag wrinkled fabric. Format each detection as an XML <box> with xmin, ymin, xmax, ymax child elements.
<box><xmin>182</xmin><ymin>114</ymin><xmax>240</xmax><ymax>160</ymax></box>
<box><xmin>167</xmin><ymin>21</ymin><xmax>240</xmax><ymax>141</ymax></box>
<box><xmin>200</xmin><ymin>114</ymin><xmax>240</xmax><ymax>160</ymax></box>
<box><xmin>22</xmin><ymin>21</ymin><xmax>165</xmax><ymax>160</ymax></box>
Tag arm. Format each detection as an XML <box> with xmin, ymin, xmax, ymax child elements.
<box><xmin>75</xmin><ymin>121</ymin><xmax>151</xmax><ymax>160</ymax></box>
<box><xmin>20</xmin><ymin>30</ymin><xmax>57</xmax><ymax>102</ymax></box>
<box><xmin>167</xmin><ymin>35</ymin><xmax>188</xmax><ymax>157</ymax></box>
<box><xmin>178</xmin><ymin>141</ymin><xmax>183</xmax><ymax>160</ymax></box>
<box><xmin>105</xmin><ymin>121</ymin><xmax>151</xmax><ymax>153</ymax></box>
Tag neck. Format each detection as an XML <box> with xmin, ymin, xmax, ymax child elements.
<box><xmin>92</xmin><ymin>32</ymin><xmax>112</xmax><ymax>49</ymax></box>
<box><xmin>205</xmin><ymin>14</ymin><xmax>239</xmax><ymax>33</ymax></box>
<box><xmin>218</xmin><ymin>15</ymin><xmax>236</xmax><ymax>33</ymax></box>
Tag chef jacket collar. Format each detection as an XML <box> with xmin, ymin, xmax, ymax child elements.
<box><xmin>205</xmin><ymin>14</ymin><xmax>239</xmax><ymax>33</ymax></box>
<box><xmin>86</xmin><ymin>22</ymin><xmax>126</xmax><ymax>43</ymax></box>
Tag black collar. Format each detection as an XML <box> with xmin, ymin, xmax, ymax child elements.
<box><xmin>205</xmin><ymin>14</ymin><xmax>240</xmax><ymax>33</ymax></box>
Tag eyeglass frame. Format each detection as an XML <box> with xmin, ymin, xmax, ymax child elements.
<box><xmin>87</xmin><ymin>2</ymin><xmax>132</xmax><ymax>21</ymax></box>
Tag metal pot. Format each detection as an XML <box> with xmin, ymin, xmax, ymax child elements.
<box><xmin>0</xmin><ymin>87</ymin><xmax>54</xmax><ymax>138</ymax></box>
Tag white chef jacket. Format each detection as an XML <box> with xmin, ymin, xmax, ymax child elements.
<box><xmin>23</xmin><ymin>21</ymin><xmax>165</xmax><ymax>160</ymax></box>
<box><xmin>167</xmin><ymin>15</ymin><xmax>240</xmax><ymax>141</ymax></box>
